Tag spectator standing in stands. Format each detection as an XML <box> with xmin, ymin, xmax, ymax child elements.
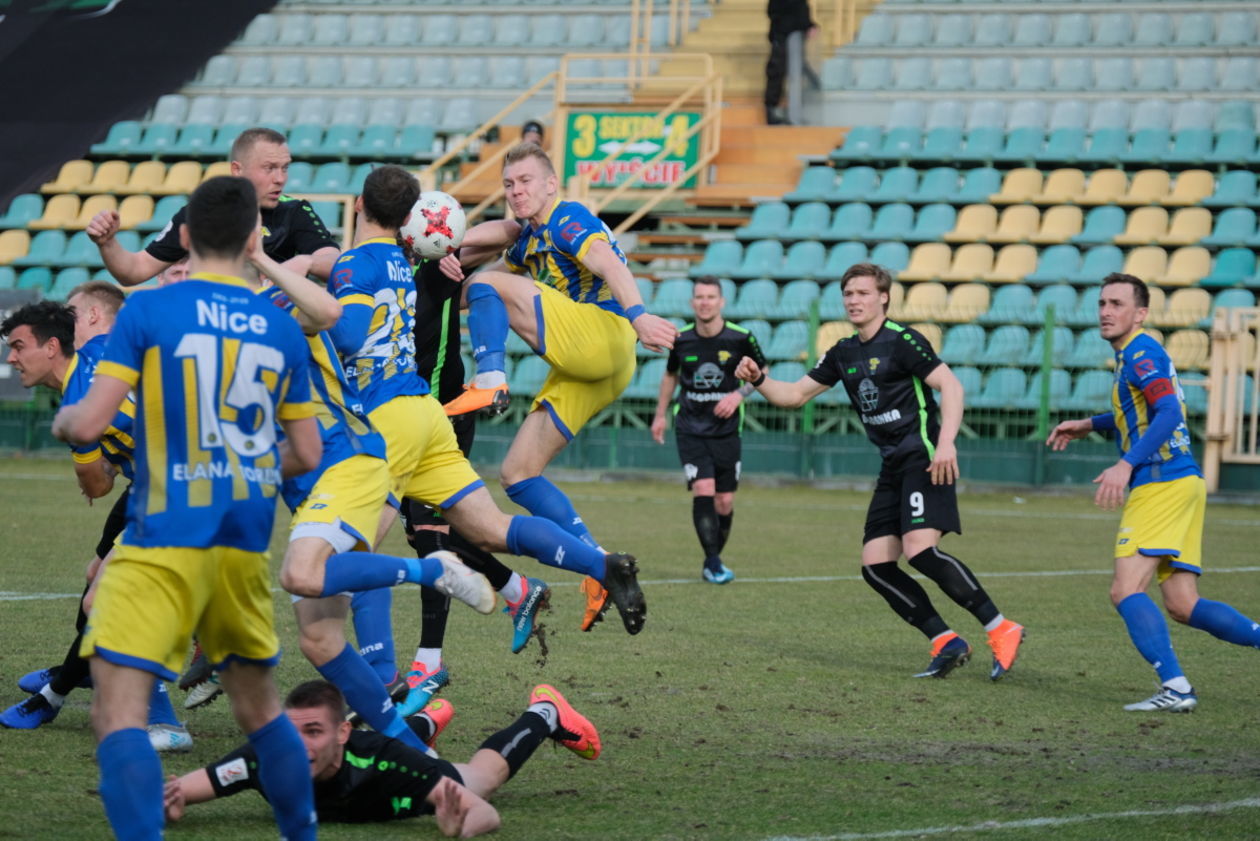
<box><xmin>764</xmin><ymin>0</ymin><xmax>817</xmax><ymax>125</ymax></box>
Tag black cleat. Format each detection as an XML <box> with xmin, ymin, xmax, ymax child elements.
<box><xmin>601</xmin><ymin>553</ymin><xmax>647</xmax><ymax>635</ymax></box>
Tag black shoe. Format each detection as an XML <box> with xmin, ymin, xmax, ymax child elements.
<box><xmin>601</xmin><ymin>553</ymin><xmax>647</xmax><ymax>635</ymax></box>
<box><xmin>178</xmin><ymin>649</ymin><xmax>212</xmax><ymax>691</ymax></box>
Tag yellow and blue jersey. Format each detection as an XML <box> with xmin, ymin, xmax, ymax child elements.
<box><xmin>327</xmin><ymin>238</ymin><xmax>428</xmax><ymax>412</ymax></box>
<box><xmin>96</xmin><ymin>272</ymin><xmax>316</xmax><ymax>552</ymax></box>
<box><xmin>1109</xmin><ymin>330</ymin><xmax>1200</xmax><ymax>488</ymax></box>
<box><xmin>62</xmin><ymin>333</ymin><xmax>136</xmax><ymax>481</ymax></box>
<box><xmin>260</xmin><ymin>285</ymin><xmax>388</xmax><ymax>511</ymax></box>
<box><xmin>505</xmin><ymin>199</ymin><xmax>628</xmax><ymax>316</ymax></box>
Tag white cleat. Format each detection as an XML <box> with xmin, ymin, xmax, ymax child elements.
<box><xmin>184</xmin><ymin>674</ymin><xmax>222</xmax><ymax>710</ymax></box>
<box><xmin>429</xmin><ymin>550</ymin><xmax>496</xmax><ymax>614</ymax></box>
<box><xmin>1123</xmin><ymin>686</ymin><xmax>1197</xmax><ymax>713</ymax></box>
<box><xmin>148</xmin><ymin>723</ymin><xmax>194</xmax><ymax>752</ymax></box>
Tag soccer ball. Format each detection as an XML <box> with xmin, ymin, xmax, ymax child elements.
<box><xmin>400</xmin><ymin>191</ymin><xmax>466</xmax><ymax>260</ymax></box>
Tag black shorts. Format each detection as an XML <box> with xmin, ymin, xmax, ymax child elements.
<box><xmin>94</xmin><ymin>485</ymin><xmax>131</xmax><ymax>559</ymax></box>
<box><xmin>402</xmin><ymin>411</ymin><xmax>476</xmax><ymax>531</ymax></box>
<box><xmin>676</xmin><ymin>432</ymin><xmax>741</xmax><ymax>493</ymax></box>
<box><xmin>863</xmin><ymin>453</ymin><xmax>961</xmax><ymax>544</ymax></box>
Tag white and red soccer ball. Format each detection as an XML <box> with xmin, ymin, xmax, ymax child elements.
<box><xmin>401</xmin><ymin>191</ymin><xmax>466</xmax><ymax>260</ymax></box>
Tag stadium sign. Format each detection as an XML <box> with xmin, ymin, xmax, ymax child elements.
<box><xmin>565</xmin><ymin>111</ymin><xmax>700</xmax><ymax>189</ymax></box>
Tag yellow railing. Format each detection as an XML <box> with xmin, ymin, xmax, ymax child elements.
<box><xmin>1203</xmin><ymin>307</ymin><xmax>1260</xmax><ymax>491</ymax></box>
<box><xmin>831</xmin><ymin>0</ymin><xmax>858</xmax><ymax>47</ymax></box>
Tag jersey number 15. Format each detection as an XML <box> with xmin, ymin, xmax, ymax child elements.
<box><xmin>175</xmin><ymin>333</ymin><xmax>284</xmax><ymax>457</ymax></box>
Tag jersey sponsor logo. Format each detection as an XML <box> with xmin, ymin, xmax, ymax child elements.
<box><xmin>330</xmin><ymin>267</ymin><xmax>354</xmax><ymax>293</ymax></box>
<box><xmin>215</xmin><ymin>757</ymin><xmax>250</xmax><ymax>788</ymax></box>
<box><xmin>173</xmin><ymin>461</ymin><xmax>282</xmax><ymax>484</ymax></box>
<box><xmin>1134</xmin><ymin>358</ymin><xmax>1157</xmax><ymax>378</ymax></box>
<box><xmin>692</xmin><ymin>362</ymin><xmax>724</xmax><ymax>389</ymax></box>
<box><xmin>559</xmin><ymin>220</ymin><xmax>585</xmax><ymax>243</ymax></box>
<box><xmin>858</xmin><ymin>377</ymin><xmax>879</xmax><ymax>412</ymax></box>
<box><xmin>261</xmin><ymin>226</ymin><xmax>272</xmax><ymax>238</ymax></box>
<box><xmin>685</xmin><ymin>391</ymin><xmax>729</xmax><ymax>402</ymax></box>
<box><xmin>195</xmin><ymin>300</ymin><xmax>270</xmax><ymax>336</ymax></box>
<box><xmin>868</xmin><ymin>357</ymin><xmax>881</xmax><ymax>373</ymax></box>
<box><xmin>861</xmin><ymin>408</ymin><xmax>903</xmax><ymax>425</ymax></box>
<box><xmin>718</xmin><ymin>350</ymin><xmax>731</xmax><ymax>364</ymax></box>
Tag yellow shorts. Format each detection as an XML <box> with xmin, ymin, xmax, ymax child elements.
<box><xmin>531</xmin><ymin>282</ymin><xmax>637</xmax><ymax>439</ymax></box>
<box><xmin>369</xmin><ymin>394</ymin><xmax>484</xmax><ymax>511</ymax></box>
<box><xmin>1114</xmin><ymin>475</ymin><xmax>1205</xmax><ymax>582</ymax></box>
<box><xmin>290</xmin><ymin>453</ymin><xmax>391</xmax><ymax>550</ymax></box>
<box><xmin>81</xmin><ymin>544</ymin><xmax>279</xmax><ymax>680</ymax></box>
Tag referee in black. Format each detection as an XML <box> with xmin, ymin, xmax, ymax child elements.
<box><xmin>651</xmin><ymin>276</ymin><xmax>767</xmax><ymax>584</ymax></box>
<box><xmin>735</xmin><ymin>263</ymin><xmax>1026</xmax><ymax>680</ymax></box>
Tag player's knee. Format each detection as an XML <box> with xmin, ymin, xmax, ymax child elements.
<box><xmin>714</xmin><ymin>493</ymin><xmax>735</xmax><ymax>515</ymax></box>
<box><xmin>279</xmin><ymin>565</ymin><xmax>321</xmax><ymax>598</ymax></box>
<box><xmin>1164</xmin><ymin>596</ymin><xmax>1196</xmax><ymax>625</ymax></box>
<box><xmin>1109</xmin><ymin>580</ymin><xmax>1137</xmax><ymax>607</ymax></box>
<box><xmin>297</xmin><ymin>623</ymin><xmax>345</xmax><ymax>665</ymax></box>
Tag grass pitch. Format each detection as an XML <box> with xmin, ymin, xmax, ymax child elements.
<box><xmin>1</xmin><ymin>456</ymin><xmax>1259</xmax><ymax>841</ymax></box>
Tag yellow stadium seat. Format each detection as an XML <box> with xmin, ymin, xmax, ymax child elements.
<box><xmin>887</xmin><ymin>282</ymin><xmax>905</xmax><ymax>319</ymax></box>
<box><xmin>900</xmin><ymin>244</ymin><xmax>952</xmax><ymax>282</ymax></box>
<box><xmin>1029</xmin><ymin>205</ymin><xmax>1083</xmax><ymax>244</ymax></box>
<box><xmin>84</xmin><ymin>160</ymin><xmax>130</xmax><ymax>194</ymax></box>
<box><xmin>1120</xmin><ymin>169</ymin><xmax>1172</xmax><ymax>206</ymax></box>
<box><xmin>908</xmin><ymin>322</ymin><xmax>942</xmax><ymax>352</ymax></box>
<box><xmin>988</xmin><ymin>205</ymin><xmax>1041</xmax><ymax>244</ymax></box>
<box><xmin>1155</xmin><ymin>246</ymin><xmax>1210</xmax><ymax>287</ymax></box>
<box><xmin>120</xmin><ymin>161</ymin><xmax>166</xmax><ymax>195</ymax></box>
<box><xmin>1114</xmin><ymin>207</ymin><xmax>1169</xmax><ymax>246</ymax></box>
<box><xmin>1158</xmin><ymin>207</ymin><xmax>1212</xmax><ymax>247</ymax></box>
<box><xmin>1142</xmin><ymin>327</ymin><xmax>1164</xmax><ymax>345</ymax></box>
<box><xmin>117</xmin><ymin>195</ymin><xmax>155</xmax><ymax>229</ymax></box>
<box><xmin>27</xmin><ymin>194</ymin><xmax>80</xmax><ymax>230</ymax></box>
<box><xmin>40</xmin><ymin>160</ymin><xmax>92</xmax><ymax>194</ymax></box>
<box><xmin>983</xmin><ymin>244</ymin><xmax>1038</xmax><ymax>283</ymax></box>
<box><xmin>940</xmin><ymin>282</ymin><xmax>991</xmax><ymax>323</ymax></box>
<box><xmin>1142</xmin><ymin>288</ymin><xmax>1168</xmax><ymax>327</ymax></box>
<box><xmin>1166</xmin><ymin>329</ymin><xmax>1210</xmax><ymax>371</ymax></box>
<box><xmin>154</xmin><ymin>161</ymin><xmax>202</xmax><ymax>196</ymax></box>
<box><xmin>1034</xmin><ymin>169</ymin><xmax>1085</xmax><ymax>204</ymax></box>
<box><xmin>943</xmin><ymin>205</ymin><xmax>997</xmax><ymax>243</ymax></box>
<box><xmin>1160</xmin><ymin>287</ymin><xmax>1211</xmax><ymax>327</ymax></box>
<box><xmin>900</xmin><ymin>281</ymin><xmax>948</xmax><ymax>322</ymax></box>
<box><xmin>989</xmin><ymin>168</ymin><xmax>1044</xmax><ymax>204</ymax></box>
<box><xmin>1074</xmin><ymin>169</ymin><xmax>1127</xmax><ymax>205</ymax></box>
<box><xmin>0</xmin><ymin>229</ymin><xmax>31</xmax><ymax>264</ymax></box>
<box><xmin>1121</xmin><ymin>245</ymin><xmax>1168</xmax><ymax>281</ymax></box>
<box><xmin>941</xmin><ymin>243</ymin><xmax>994</xmax><ymax>283</ymax></box>
<box><xmin>72</xmin><ymin>195</ymin><xmax>118</xmax><ymax>229</ymax></box>
<box><xmin>1237</xmin><ymin>331</ymin><xmax>1256</xmax><ymax>372</ymax></box>
<box><xmin>202</xmin><ymin>161</ymin><xmax>232</xmax><ymax>181</ymax></box>
<box><xmin>816</xmin><ymin>320</ymin><xmax>853</xmax><ymax>356</ymax></box>
<box><xmin>1163</xmin><ymin>170</ymin><xmax>1215</xmax><ymax>207</ymax></box>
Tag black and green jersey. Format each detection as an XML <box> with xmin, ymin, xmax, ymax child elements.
<box><xmin>412</xmin><ymin>259</ymin><xmax>465</xmax><ymax>403</ymax></box>
<box><xmin>808</xmin><ymin>319</ymin><xmax>943</xmax><ymax>460</ymax></box>
<box><xmin>205</xmin><ymin>729</ymin><xmax>456</xmax><ymax>823</ymax></box>
<box><xmin>146</xmin><ymin>195</ymin><xmax>338</xmax><ymax>265</ymax></box>
<box><xmin>666</xmin><ymin>320</ymin><xmax>766</xmax><ymax>438</ymax></box>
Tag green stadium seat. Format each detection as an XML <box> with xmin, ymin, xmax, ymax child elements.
<box><xmin>397</xmin><ymin>125</ymin><xmax>437</xmax><ymax>159</ymax></box>
<box><xmin>818</xmin><ymin>242</ymin><xmax>869</xmax><ymax>286</ymax></box>
<box><xmin>939</xmin><ymin>324</ymin><xmax>985</xmax><ymax>366</ymax></box>
<box><xmin>908</xmin><ymin>167</ymin><xmax>959</xmax><ymax>203</ymax></box>
<box><xmin>1134</xmin><ymin>12</ymin><xmax>1172</xmax><ymax>46</ymax></box>
<box><xmin>348</xmin><ymin>163</ymin><xmax>373</xmax><ymax>194</ymax></box>
<box><xmin>979</xmin><ymin>284</ymin><xmax>1034</xmax><ymax>326</ymax></box>
<box><xmin>309</xmin><ymin>201</ymin><xmax>343</xmax><ymax>233</ymax></box>
<box><xmin>865</xmin><ymin>203</ymin><xmax>913</xmax><ymax>241</ymax></box>
<box><xmin>775</xmin><ymin>242</ymin><xmax>826</xmax><ymax>281</ymax></box>
<box><xmin>1134</xmin><ymin>57</ymin><xmax>1175</xmax><ymax>93</ymax></box>
<box><xmin>955</xmin><ymin>167</ymin><xmax>1001</xmax><ymax>204</ymax></box>
<box><xmin>169</xmin><ymin>124</ymin><xmax>216</xmax><ymax>157</ymax></box>
<box><xmin>135</xmin><ymin>196</ymin><xmax>184</xmax><ymax>233</ymax></box>
<box><xmin>55</xmin><ymin>232</ymin><xmax>103</xmax><ymax>268</ymax></box>
<box><xmin>353</xmin><ymin>125</ymin><xmax>398</xmax><ymax>158</ymax></box>
<box><xmin>0</xmin><ymin>267</ymin><xmax>15</xmax><ymax>289</ymax></box>
<box><xmin>1022</xmin><ymin>327</ymin><xmax>1075</xmax><ymax>367</ymax></box>
<box><xmin>320</xmin><ymin>124</ymin><xmax>359</xmax><ymax>157</ymax></box>
<box><xmin>829</xmin><ymin>167</ymin><xmax>878</xmax><ymax>203</ymax></box>
<box><xmin>876</xmin><ymin>128</ymin><xmax>922</xmax><ymax>162</ymax></box>
<box><xmin>1202</xmin><ymin>208</ymin><xmax>1257</xmax><ymax>248</ymax></box>
<box><xmin>0</xmin><ymin>194</ymin><xmax>42</xmax><ymax>229</ymax></box>
<box><xmin>855</xmin><ymin>57</ymin><xmax>894</xmax><ymax>90</ymax></box>
<box><xmin>904</xmin><ymin>204</ymin><xmax>955</xmax><ymax>244</ymax></box>
<box><xmin>785</xmin><ymin>167</ymin><xmax>836</xmax><ymax>202</ymax></box>
<box><xmin>732</xmin><ymin>241</ymin><xmax>783</xmax><ymax>281</ymax></box>
<box><xmin>831</xmin><ymin>127</ymin><xmax>882</xmax><ymax>164</ymax></box>
<box><xmin>1065</xmin><ymin>333</ymin><xmax>1113</xmax><ymax>371</ymax></box>
<box><xmin>854</xmin><ymin>12</ymin><xmax>893</xmax><ymax>46</ymax></box>
<box><xmin>1217</xmin><ymin>11</ymin><xmax>1257</xmax><ymax>48</ymax></box>
<box><xmin>1016</xmin><ymin>368</ymin><xmax>1072</xmax><ymax>410</ymax></box>
<box><xmin>135</xmin><ymin>123</ymin><xmax>178</xmax><ymax>156</ymax></box>
<box><xmin>1206</xmin><ymin>130</ymin><xmax>1258</xmax><ymax>166</ymax></box>
<box><xmin>913</xmin><ymin>127</ymin><xmax>963</xmax><ymax>164</ymax></box>
<box><xmin>1067</xmin><ymin>286</ymin><xmax>1104</xmax><ymax>328</ymax></box>
<box><xmin>1202</xmin><ymin>249</ymin><xmax>1257</xmax><ymax>288</ymax></box>
<box><xmin>287</xmin><ymin>124</ymin><xmax>324</xmax><ymax>157</ymax></box>
<box><xmin>312</xmin><ymin>162</ymin><xmax>351</xmax><ymax>193</ymax></box>
<box><xmin>652</xmin><ymin>278</ymin><xmax>695</xmax><ymax>315</ymax></box>
<box><xmin>727</xmin><ymin>279</ymin><xmax>778</xmax><ymax>319</ymax></box>
<box><xmin>1078</xmin><ymin>128</ymin><xmax>1127</xmax><ymax>166</ymax></box>
<box><xmin>977</xmin><ymin>325</ymin><xmax>1030</xmax><ymax>366</ymax></box>
<box><xmin>1026</xmin><ymin>245</ymin><xmax>1081</xmax><ymax>286</ymax></box>
<box><xmin>17</xmin><ymin>267</ymin><xmax>53</xmax><ymax>293</ymax></box>
<box><xmin>689</xmin><ymin>241</ymin><xmax>741</xmax><ymax>279</ymax></box>
<box><xmin>1041</xmin><ymin>129</ymin><xmax>1087</xmax><ymax>165</ymax></box>
<box><xmin>209</xmin><ymin>124</ymin><xmax>249</xmax><ymax>157</ymax></box>
<box><xmin>1172</xmin><ymin>12</ymin><xmax>1213</xmax><ymax>47</ymax></box>
<box><xmin>870</xmin><ymin>241</ymin><xmax>909</xmax><ymax>273</ymax></box>
<box><xmin>635</xmin><ymin>276</ymin><xmax>655</xmax><ymax>309</ymax></box>
<box><xmin>824</xmin><ymin>203</ymin><xmax>873</xmax><ymax>243</ymax></box>
<box><xmin>870</xmin><ymin>167</ymin><xmax>918</xmax><ymax>204</ymax></box>
<box><xmin>623</xmin><ymin>358</ymin><xmax>667</xmax><ymax>400</ymax></box>
<box><xmin>737</xmin><ymin>202</ymin><xmax>789</xmax><ymax>241</ymax></box>
<box><xmin>1071</xmin><ymin>207</ymin><xmax>1126</xmax><ymax>246</ymax></box>
<box><xmin>1215</xmin><ymin>101</ymin><xmax>1255</xmax><ymax>133</ymax></box>
<box><xmin>972</xmin><ymin>367</ymin><xmax>1027</xmax><ymax>409</ymax></box>
<box><xmin>1117</xmin><ymin>128</ymin><xmax>1170</xmax><ymax>165</ymax></box>
<box><xmin>765</xmin><ymin>320</ymin><xmax>810</xmax><ymax>362</ymax></box>
<box><xmin>11</xmin><ymin>230</ymin><xmax>66</xmax><ymax>267</ymax></box>
<box><xmin>771</xmin><ymin>279</ymin><xmax>821</xmax><ymax>319</ymax></box>
<box><xmin>993</xmin><ymin>128</ymin><xmax>1043</xmax><ymax>165</ymax></box>
<box><xmin>90</xmin><ymin>121</ymin><xmax>142</xmax><ymax>156</ymax></box>
<box><xmin>511</xmin><ymin>355</ymin><xmax>551</xmax><ymax>397</ymax></box>
<box><xmin>953</xmin><ymin>128</ymin><xmax>1003</xmax><ymax>165</ymax></box>
<box><xmin>49</xmin><ymin>267</ymin><xmax>89</xmax><ymax>300</ymax></box>
<box><xmin>1165</xmin><ymin>129</ymin><xmax>1214</xmax><ymax>166</ymax></box>
<box><xmin>786</xmin><ymin>202</ymin><xmax>830</xmax><ymax>240</ymax></box>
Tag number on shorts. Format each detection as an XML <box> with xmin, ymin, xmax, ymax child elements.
<box><xmin>909</xmin><ymin>491</ymin><xmax>925</xmax><ymax>518</ymax></box>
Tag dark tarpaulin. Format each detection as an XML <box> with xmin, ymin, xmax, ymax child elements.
<box><xmin>0</xmin><ymin>0</ymin><xmax>277</xmax><ymax>208</ymax></box>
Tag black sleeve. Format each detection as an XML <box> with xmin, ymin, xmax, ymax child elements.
<box><xmin>204</xmin><ymin>744</ymin><xmax>263</xmax><ymax>799</ymax></box>
<box><xmin>894</xmin><ymin>327</ymin><xmax>944</xmax><ymax>381</ymax></box>
<box><xmin>666</xmin><ymin>344</ymin><xmax>681</xmax><ymax>374</ymax></box>
<box><xmin>143</xmin><ymin>205</ymin><xmax>189</xmax><ymax>264</ymax></box>
<box><xmin>287</xmin><ymin>199</ymin><xmax>339</xmax><ymax>257</ymax></box>
<box><xmin>744</xmin><ymin>331</ymin><xmax>768</xmax><ymax>369</ymax></box>
<box><xmin>807</xmin><ymin>342</ymin><xmax>843</xmax><ymax>387</ymax></box>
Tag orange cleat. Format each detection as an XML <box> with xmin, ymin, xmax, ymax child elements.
<box><xmin>530</xmin><ymin>683</ymin><xmax>600</xmax><ymax>760</ymax></box>
<box><xmin>418</xmin><ymin>698</ymin><xmax>455</xmax><ymax>748</ymax></box>
<box><xmin>443</xmin><ymin>382</ymin><xmax>510</xmax><ymax>417</ymax></box>
<box><xmin>986</xmin><ymin>619</ymin><xmax>1025</xmax><ymax>681</ymax></box>
<box><xmin>579</xmin><ymin>576</ymin><xmax>610</xmax><ymax>632</ymax></box>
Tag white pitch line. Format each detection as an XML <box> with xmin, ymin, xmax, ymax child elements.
<box><xmin>5</xmin><ymin>565</ymin><xmax>1260</xmax><ymax>601</ymax></box>
<box><xmin>762</xmin><ymin>797</ymin><xmax>1260</xmax><ymax>841</ymax></box>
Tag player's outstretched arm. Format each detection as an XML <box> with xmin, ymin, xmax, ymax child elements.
<box><xmin>73</xmin><ymin>456</ymin><xmax>115</xmax><ymax>501</ymax></box>
<box><xmin>1046</xmin><ymin>418</ymin><xmax>1094</xmax><ymax>451</ymax></box>
<box><xmin>52</xmin><ymin>374</ymin><xmax>132</xmax><ymax>447</ymax></box>
<box><xmin>164</xmin><ymin>770</ymin><xmax>219</xmax><ymax>822</ymax></box>
<box><xmin>583</xmin><ymin>240</ymin><xmax>677</xmax><ymax>352</ymax></box>
<box><xmin>430</xmin><ymin>777</ymin><xmax>501</xmax><ymax>838</ymax></box>
<box><xmin>249</xmin><ymin>240</ymin><xmax>342</xmax><ymax>334</ymax></box>
<box><xmin>300</xmin><ymin>246</ymin><xmax>341</xmax><ymax>282</ymax></box>
<box><xmin>279</xmin><ymin>416</ymin><xmax>322</xmax><ymax>479</ymax></box>
<box><xmin>651</xmin><ymin>369</ymin><xmax>679</xmax><ymax>443</ymax></box>
<box><xmin>735</xmin><ymin>355</ymin><xmax>825</xmax><ymax>408</ymax></box>
<box><xmin>87</xmin><ymin>210</ymin><xmax>170</xmax><ymax>287</ymax></box>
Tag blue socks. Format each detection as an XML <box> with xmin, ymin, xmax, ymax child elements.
<box><xmin>1188</xmin><ymin>598</ymin><xmax>1260</xmax><ymax>648</ymax></box>
<box><xmin>467</xmin><ymin>281</ymin><xmax>508</xmax><ymax>373</ymax></box>
<box><xmin>321</xmin><ymin>552</ymin><xmax>444</xmax><ymax>597</ymax></box>
<box><xmin>248</xmin><ymin>714</ymin><xmax>317</xmax><ymax>841</ymax></box>
<box><xmin>1117</xmin><ymin>593</ymin><xmax>1184</xmax><ymax>683</ymax></box>
<box><xmin>506</xmin><ymin>515</ymin><xmax>606</xmax><ymax>581</ymax></box>
<box><xmin>316</xmin><ymin>643</ymin><xmax>427</xmax><ymax>753</ymax></box>
<box><xmin>352</xmin><ymin>588</ymin><xmax>398</xmax><ymax>684</ymax></box>
<box><xmin>145</xmin><ymin>681</ymin><xmax>180</xmax><ymax>727</ymax></box>
<box><xmin>505</xmin><ymin>476</ymin><xmax>599</xmax><ymax>548</ymax></box>
<box><xmin>97</xmin><ymin>728</ymin><xmax>163</xmax><ymax>841</ymax></box>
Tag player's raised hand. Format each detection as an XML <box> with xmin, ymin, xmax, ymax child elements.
<box><xmin>1046</xmin><ymin>418</ymin><xmax>1092</xmax><ymax>451</ymax></box>
<box><xmin>438</xmin><ymin>252</ymin><xmax>465</xmax><ymax>282</ymax></box>
<box><xmin>734</xmin><ymin>355</ymin><xmax>762</xmax><ymax>383</ymax></box>
<box><xmin>86</xmin><ymin>209</ymin><xmax>121</xmax><ymax>244</ymax></box>
<box><xmin>432</xmin><ymin>778</ymin><xmax>469</xmax><ymax>837</ymax></box>
<box><xmin>714</xmin><ymin>391</ymin><xmax>743</xmax><ymax>419</ymax></box>
<box><xmin>632</xmin><ymin>311</ymin><xmax>678</xmax><ymax>353</ymax></box>
<box><xmin>1092</xmin><ymin>460</ymin><xmax>1132</xmax><ymax>510</ymax></box>
<box><xmin>927</xmin><ymin>439</ymin><xmax>959</xmax><ymax>485</ymax></box>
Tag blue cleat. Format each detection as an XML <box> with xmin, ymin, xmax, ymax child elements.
<box><xmin>18</xmin><ymin>666</ymin><xmax>90</xmax><ymax>694</ymax></box>
<box><xmin>913</xmin><ymin>634</ymin><xmax>972</xmax><ymax>679</ymax></box>
<box><xmin>1</xmin><ymin>693</ymin><xmax>60</xmax><ymax>729</ymax></box>
<box><xmin>702</xmin><ymin>564</ymin><xmax>735</xmax><ymax>585</ymax></box>
<box><xmin>504</xmin><ymin>577</ymin><xmax>550</xmax><ymax>654</ymax></box>
<box><xmin>395</xmin><ymin>663</ymin><xmax>450</xmax><ymax>718</ymax></box>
